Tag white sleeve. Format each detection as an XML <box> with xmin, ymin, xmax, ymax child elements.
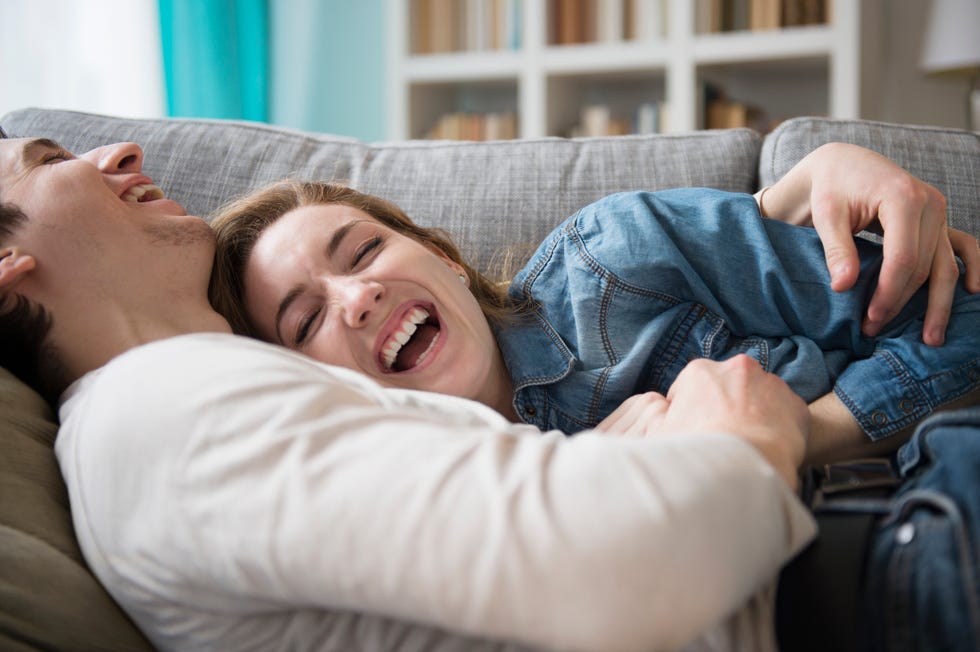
<box><xmin>70</xmin><ymin>335</ymin><xmax>816</xmax><ymax>652</ymax></box>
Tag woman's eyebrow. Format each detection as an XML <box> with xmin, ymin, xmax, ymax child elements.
<box><xmin>326</xmin><ymin>220</ymin><xmax>360</xmax><ymax>259</ymax></box>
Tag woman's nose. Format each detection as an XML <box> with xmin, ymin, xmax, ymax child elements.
<box><xmin>334</xmin><ymin>278</ymin><xmax>383</xmax><ymax>327</ymax></box>
<box><xmin>80</xmin><ymin>142</ymin><xmax>144</xmax><ymax>174</ymax></box>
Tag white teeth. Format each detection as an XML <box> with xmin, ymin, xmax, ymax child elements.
<box><xmin>121</xmin><ymin>183</ymin><xmax>165</xmax><ymax>203</ymax></box>
<box><xmin>381</xmin><ymin>308</ymin><xmax>431</xmax><ymax>370</ymax></box>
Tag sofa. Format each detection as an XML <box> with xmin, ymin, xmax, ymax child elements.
<box><xmin>0</xmin><ymin>107</ymin><xmax>977</xmax><ymax>651</ymax></box>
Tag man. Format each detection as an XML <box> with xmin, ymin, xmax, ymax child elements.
<box><xmin>0</xmin><ymin>134</ymin><xmax>977</xmax><ymax>651</ymax></box>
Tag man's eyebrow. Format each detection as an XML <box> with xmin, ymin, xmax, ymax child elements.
<box><xmin>21</xmin><ymin>138</ymin><xmax>66</xmax><ymax>164</ymax></box>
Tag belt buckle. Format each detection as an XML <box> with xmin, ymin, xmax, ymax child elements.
<box><xmin>808</xmin><ymin>457</ymin><xmax>900</xmax><ymax>509</ymax></box>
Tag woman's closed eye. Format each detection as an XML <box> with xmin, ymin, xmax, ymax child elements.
<box><xmin>295</xmin><ymin>306</ymin><xmax>320</xmax><ymax>346</ymax></box>
<box><xmin>293</xmin><ymin>235</ymin><xmax>386</xmax><ymax>346</ymax></box>
<box><xmin>352</xmin><ymin>235</ymin><xmax>384</xmax><ymax>268</ymax></box>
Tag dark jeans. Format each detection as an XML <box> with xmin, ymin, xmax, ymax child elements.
<box><xmin>862</xmin><ymin>408</ymin><xmax>980</xmax><ymax>651</ymax></box>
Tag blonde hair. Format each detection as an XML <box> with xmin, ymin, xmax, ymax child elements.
<box><xmin>209</xmin><ymin>180</ymin><xmax>520</xmax><ymax>337</ymax></box>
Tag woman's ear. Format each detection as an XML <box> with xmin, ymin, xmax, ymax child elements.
<box><xmin>426</xmin><ymin>244</ymin><xmax>468</xmax><ymax>280</ymax></box>
<box><xmin>0</xmin><ymin>248</ymin><xmax>37</xmax><ymax>290</ymax></box>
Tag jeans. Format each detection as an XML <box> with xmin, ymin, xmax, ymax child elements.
<box><xmin>862</xmin><ymin>408</ymin><xmax>980</xmax><ymax>651</ymax></box>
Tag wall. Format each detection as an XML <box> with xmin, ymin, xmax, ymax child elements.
<box><xmin>876</xmin><ymin>0</ymin><xmax>975</xmax><ymax>130</ymax></box>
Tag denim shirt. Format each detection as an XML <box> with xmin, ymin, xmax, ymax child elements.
<box><xmin>495</xmin><ymin>189</ymin><xmax>980</xmax><ymax>439</ymax></box>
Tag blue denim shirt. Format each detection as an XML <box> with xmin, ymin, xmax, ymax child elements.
<box><xmin>495</xmin><ymin>189</ymin><xmax>980</xmax><ymax>439</ymax></box>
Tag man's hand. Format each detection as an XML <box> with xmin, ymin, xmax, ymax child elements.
<box><xmin>758</xmin><ymin>142</ymin><xmax>980</xmax><ymax>346</ymax></box>
<box><xmin>598</xmin><ymin>356</ymin><xmax>808</xmax><ymax>489</ymax></box>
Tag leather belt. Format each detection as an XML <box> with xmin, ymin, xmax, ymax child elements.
<box><xmin>775</xmin><ymin>458</ymin><xmax>902</xmax><ymax>652</ymax></box>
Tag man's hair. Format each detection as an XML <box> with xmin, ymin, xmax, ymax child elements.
<box><xmin>0</xmin><ymin>197</ymin><xmax>64</xmax><ymax>405</ymax></box>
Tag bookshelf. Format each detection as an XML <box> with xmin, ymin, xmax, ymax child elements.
<box><xmin>387</xmin><ymin>0</ymin><xmax>881</xmax><ymax>140</ymax></box>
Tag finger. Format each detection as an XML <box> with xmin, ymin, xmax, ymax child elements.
<box><xmin>949</xmin><ymin>228</ymin><xmax>980</xmax><ymax>293</ymax></box>
<box><xmin>809</xmin><ymin>195</ymin><xmax>861</xmax><ymax>292</ymax></box>
<box><xmin>862</xmin><ymin>198</ymin><xmax>925</xmax><ymax>334</ymax></box>
<box><xmin>919</xmin><ymin>237</ymin><xmax>960</xmax><ymax>346</ymax></box>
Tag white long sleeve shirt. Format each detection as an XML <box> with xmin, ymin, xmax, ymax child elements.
<box><xmin>56</xmin><ymin>333</ymin><xmax>815</xmax><ymax>652</ymax></box>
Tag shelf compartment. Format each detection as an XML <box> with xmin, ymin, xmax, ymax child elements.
<box><xmin>409</xmin><ymin>79</ymin><xmax>520</xmax><ymax>139</ymax></box>
<box><xmin>546</xmin><ymin>69</ymin><xmax>667</xmax><ymax>137</ymax></box>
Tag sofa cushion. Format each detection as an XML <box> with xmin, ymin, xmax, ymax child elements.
<box><xmin>0</xmin><ymin>368</ymin><xmax>155</xmax><ymax>651</ymax></box>
<box><xmin>761</xmin><ymin>117</ymin><xmax>980</xmax><ymax>237</ymax></box>
<box><xmin>1</xmin><ymin>108</ymin><xmax>761</xmax><ymax>272</ymax></box>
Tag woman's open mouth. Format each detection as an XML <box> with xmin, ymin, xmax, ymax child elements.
<box><xmin>380</xmin><ymin>305</ymin><xmax>442</xmax><ymax>372</ymax></box>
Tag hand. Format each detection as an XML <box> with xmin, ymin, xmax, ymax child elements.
<box><xmin>759</xmin><ymin>142</ymin><xmax>980</xmax><ymax>346</ymax></box>
<box><xmin>595</xmin><ymin>391</ymin><xmax>670</xmax><ymax>438</ymax></box>
<box><xmin>659</xmin><ymin>356</ymin><xmax>809</xmax><ymax>489</ymax></box>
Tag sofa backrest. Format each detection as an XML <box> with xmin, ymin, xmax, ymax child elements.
<box><xmin>1</xmin><ymin>108</ymin><xmax>761</xmax><ymax>271</ymax></box>
<box><xmin>761</xmin><ymin>117</ymin><xmax>979</xmax><ymax>237</ymax></box>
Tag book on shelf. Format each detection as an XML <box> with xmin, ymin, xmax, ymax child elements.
<box><xmin>625</xmin><ymin>0</ymin><xmax>665</xmax><ymax>41</ymax></box>
<box><xmin>568</xmin><ymin>101</ymin><xmax>667</xmax><ymax>137</ymax></box>
<box><xmin>425</xmin><ymin>111</ymin><xmax>519</xmax><ymax>140</ymax></box>
<box><xmin>696</xmin><ymin>0</ymin><xmax>827</xmax><ymax>33</ymax></box>
<box><xmin>411</xmin><ymin>0</ymin><xmax>522</xmax><ymax>54</ymax></box>
<box><xmin>704</xmin><ymin>84</ymin><xmax>781</xmax><ymax>133</ymax></box>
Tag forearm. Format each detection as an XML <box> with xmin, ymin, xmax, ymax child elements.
<box><xmin>805</xmin><ymin>393</ymin><xmax>906</xmax><ymax>466</ymax></box>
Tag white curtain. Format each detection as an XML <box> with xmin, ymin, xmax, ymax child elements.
<box><xmin>0</xmin><ymin>0</ymin><xmax>165</xmax><ymax>121</ymax></box>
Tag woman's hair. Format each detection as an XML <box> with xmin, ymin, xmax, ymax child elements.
<box><xmin>209</xmin><ymin>180</ymin><xmax>521</xmax><ymax>338</ymax></box>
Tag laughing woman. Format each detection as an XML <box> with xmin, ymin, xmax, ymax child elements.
<box><xmin>208</xmin><ymin>143</ymin><xmax>980</xmax><ymax>466</ymax></box>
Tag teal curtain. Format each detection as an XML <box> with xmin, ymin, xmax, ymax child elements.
<box><xmin>159</xmin><ymin>0</ymin><xmax>268</xmax><ymax>121</ymax></box>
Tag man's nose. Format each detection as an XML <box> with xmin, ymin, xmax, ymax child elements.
<box><xmin>79</xmin><ymin>142</ymin><xmax>144</xmax><ymax>174</ymax></box>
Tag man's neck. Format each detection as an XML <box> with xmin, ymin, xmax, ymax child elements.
<box><xmin>55</xmin><ymin>298</ymin><xmax>233</xmax><ymax>387</ymax></box>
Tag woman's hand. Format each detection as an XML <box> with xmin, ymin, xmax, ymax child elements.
<box><xmin>758</xmin><ymin>142</ymin><xmax>980</xmax><ymax>346</ymax></box>
<box><xmin>595</xmin><ymin>391</ymin><xmax>671</xmax><ymax>438</ymax></box>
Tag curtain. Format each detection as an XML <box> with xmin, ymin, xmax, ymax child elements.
<box><xmin>158</xmin><ymin>0</ymin><xmax>268</xmax><ymax>121</ymax></box>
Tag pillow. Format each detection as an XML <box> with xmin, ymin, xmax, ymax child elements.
<box><xmin>0</xmin><ymin>368</ymin><xmax>155</xmax><ymax>652</ymax></box>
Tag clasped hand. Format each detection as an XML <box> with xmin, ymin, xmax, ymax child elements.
<box><xmin>596</xmin><ymin>355</ymin><xmax>808</xmax><ymax>490</ymax></box>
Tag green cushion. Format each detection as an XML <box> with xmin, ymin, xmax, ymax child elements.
<box><xmin>0</xmin><ymin>368</ymin><xmax>155</xmax><ymax>651</ymax></box>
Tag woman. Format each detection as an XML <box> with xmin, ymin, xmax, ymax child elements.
<box><xmin>209</xmin><ymin>143</ymin><xmax>980</xmax><ymax>464</ymax></box>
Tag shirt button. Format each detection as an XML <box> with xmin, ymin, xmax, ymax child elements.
<box><xmin>524</xmin><ymin>405</ymin><xmax>537</xmax><ymax>416</ymax></box>
<box><xmin>871</xmin><ymin>411</ymin><xmax>888</xmax><ymax>425</ymax></box>
<box><xmin>896</xmin><ymin>522</ymin><xmax>915</xmax><ymax>545</ymax></box>
<box><xmin>969</xmin><ymin>368</ymin><xmax>980</xmax><ymax>381</ymax></box>
<box><xmin>898</xmin><ymin>399</ymin><xmax>915</xmax><ymax>414</ymax></box>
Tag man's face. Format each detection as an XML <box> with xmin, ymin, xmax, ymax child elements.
<box><xmin>0</xmin><ymin>138</ymin><xmax>215</xmax><ymax>297</ymax></box>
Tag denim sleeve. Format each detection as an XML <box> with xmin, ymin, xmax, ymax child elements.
<box><xmin>570</xmin><ymin>189</ymin><xmax>980</xmax><ymax>439</ymax></box>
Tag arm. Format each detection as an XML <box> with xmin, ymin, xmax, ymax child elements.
<box><xmin>756</xmin><ymin>142</ymin><xmax>980</xmax><ymax>346</ymax></box>
<box><xmin>96</xmin><ymin>337</ymin><xmax>815</xmax><ymax>652</ymax></box>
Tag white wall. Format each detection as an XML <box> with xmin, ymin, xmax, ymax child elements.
<box><xmin>0</xmin><ymin>0</ymin><xmax>164</xmax><ymax>121</ymax></box>
<box><xmin>876</xmin><ymin>0</ymin><xmax>976</xmax><ymax>130</ymax></box>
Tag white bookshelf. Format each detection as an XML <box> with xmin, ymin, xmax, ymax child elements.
<box><xmin>386</xmin><ymin>0</ymin><xmax>881</xmax><ymax>140</ymax></box>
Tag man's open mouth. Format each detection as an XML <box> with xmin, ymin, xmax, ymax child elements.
<box><xmin>380</xmin><ymin>306</ymin><xmax>441</xmax><ymax>372</ymax></box>
<box><xmin>121</xmin><ymin>183</ymin><xmax>165</xmax><ymax>203</ymax></box>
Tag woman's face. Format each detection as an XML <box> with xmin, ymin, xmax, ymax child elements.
<box><xmin>242</xmin><ymin>203</ymin><xmax>507</xmax><ymax>404</ymax></box>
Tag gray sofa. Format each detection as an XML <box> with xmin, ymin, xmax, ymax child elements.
<box><xmin>0</xmin><ymin>107</ymin><xmax>977</xmax><ymax>651</ymax></box>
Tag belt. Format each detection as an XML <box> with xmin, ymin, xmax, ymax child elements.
<box><xmin>775</xmin><ymin>458</ymin><xmax>902</xmax><ymax>652</ymax></box>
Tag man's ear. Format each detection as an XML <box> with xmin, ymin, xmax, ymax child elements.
<box><xmin>0</xmin><ymin>248</ymin><xmax>37</xmax><ymax>290</ymax></box>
